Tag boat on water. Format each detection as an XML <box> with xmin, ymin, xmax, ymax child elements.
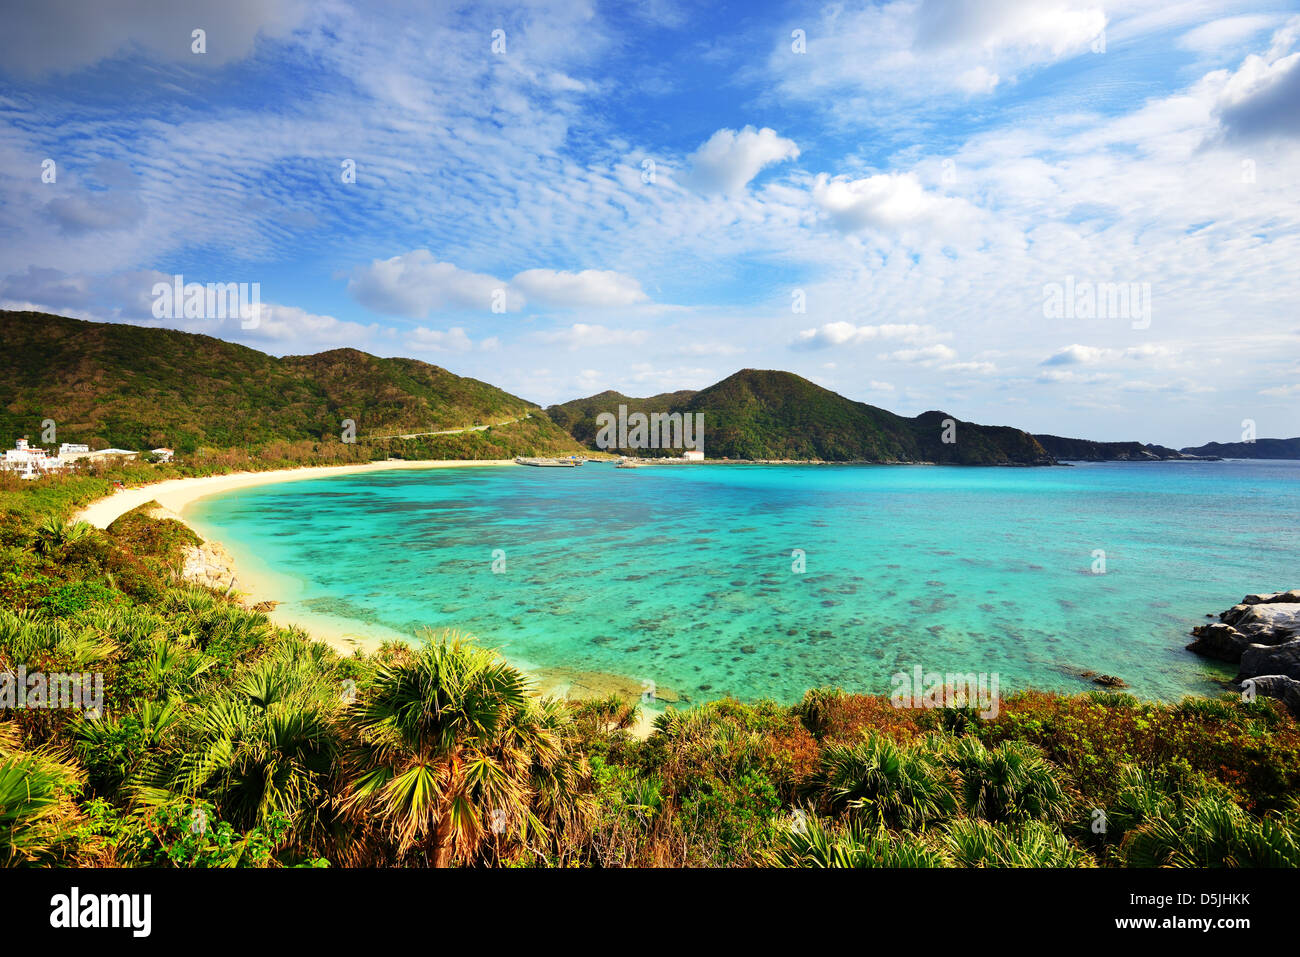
<box><xmin>515</xmin><ymin>456</ymin><xmax>583</xmax><ymax>467</ymax></box>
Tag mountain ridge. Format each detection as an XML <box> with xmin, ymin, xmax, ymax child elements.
<box><xmin>549</xmin><ymin>368</ymin><xmax>1054</xmax><ymax>465</ymax></box>
<box><xmin>0</xmin><ymin>310</ymin><xmax>580</xmax><ymax>458</ymax></box>
<box><xmin>4</xmin><ymin>311</ymin><xmax>1278</xmax><ymax>466</ymax></box>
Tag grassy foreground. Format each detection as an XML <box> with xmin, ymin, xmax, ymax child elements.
<box><xmin>2</xmin><ymin>475</ymin><xmax>1299</xmax><ymax>868</ymax></box>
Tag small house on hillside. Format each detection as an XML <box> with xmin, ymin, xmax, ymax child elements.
<box><xmin>152</xmin><ymin>448</ymin><xmax>174</xmax><ymax>463</ymax></box>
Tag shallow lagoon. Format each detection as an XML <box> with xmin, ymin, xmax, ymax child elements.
<box><xmin>186</xmin><ymin>460</ymin><xmax>1300</xmax><ymax>704</ymax></box>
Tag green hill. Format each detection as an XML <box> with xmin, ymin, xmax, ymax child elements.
<box><xmin>1033</xmin><ymin>434</ymin><xmax>1204</xmax><ymax>461</ymax></box>
<box><xmin>0</xmin><ymin>310</ymin><xmax>581</xmax><ymax>458</ymax></box>
<box><xmin>548</xmin><ymin>369</ymin><xmax>1054</xmax><ymax>465</ymax></box>
<box><xmin>545</xmin><ymin>389</ymin><xmax>699</xmax><ymax>446</ymax></box>
<box><xmin>1179</xmin><ymin>438</ymin><xmax>1300</xmax><ymax>459</ymax></box>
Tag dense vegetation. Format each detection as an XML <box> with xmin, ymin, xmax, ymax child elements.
<box><xmin>1179</xmin><ymin>438</ymin><xmax>1300</xmax><ymax>459</ymax></box>
<box><xmin>549</xmin><ymin>370</ymin><xmax>1054</xmax><ymax>464</ymax></box>
<box><xmin>545</xmin><ymin>389</ymin><xmax>700</xmax><ymax>447</ymax></box>
<box><xmin>1033</xmin><ymin>434</ymin><xmax>1195</xmax><ymax>461</ymax></box>
<box><xmin>0</xmin><ymin>310</ymin><xmax>583</xmax><ymax>459</ymax></box>
<box><xmin>3</xmin><ymin>475</ymin><xmax>1298</xmax><ymax>868</ymax></box>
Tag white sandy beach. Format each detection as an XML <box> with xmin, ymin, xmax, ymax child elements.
<box><xmin>74</xmin><ymin>458</ymin><xmax>518</xmax><ymax>529</ymax></box>
<box><xmin>73</xmin><ymin>459</ymin><xmax>519</xmax><ymax>656</ymax></box>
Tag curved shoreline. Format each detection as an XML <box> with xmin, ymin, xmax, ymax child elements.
<box><xmin>72</xmin><ymin>459</ymin><xmax>666</xmax><ymax>733</ymax></box>
<box><xmin>73</xmin><ymin>458</ymin><xmax>519</xmax><ymax>529</ymax></box>
<box><xmin>72</xmin><ymin>460</ymin><xmax>519</xmax><ymax>652</ymax></box>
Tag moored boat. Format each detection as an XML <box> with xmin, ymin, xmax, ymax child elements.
<box><xmin>515</xmin><ymin>457</ymin><xmax>581</xmax><ymax>467</ymax></box>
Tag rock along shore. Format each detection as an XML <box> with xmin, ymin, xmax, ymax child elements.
<box><xmin>1187</xmin><ymin>589</ymin><xmax>1300</xmax><ymax>713</ymax></box>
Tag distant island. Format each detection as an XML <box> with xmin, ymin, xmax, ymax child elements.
<box><xmin>1031</xmin><ymin>435</ymin><xmax>1217</xmax><ymax>462</ymax></box>
<box><xmin>2</xmin><ymin>310</ymin><xmax>1292</xmax><ymax>468</ymax></box>
<box><xmin>1178</xmin><ymin>438</ymin><xmax>1300</xmax><ymax>459</ymax></box>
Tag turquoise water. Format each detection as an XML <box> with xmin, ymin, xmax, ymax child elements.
<box><xmin>185</xmin><ymin>460</ymin><xmax>1299</xmax><ymax>704</ymax></box>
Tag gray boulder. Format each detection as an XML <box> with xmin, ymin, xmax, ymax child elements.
<box><xmin>1241</xmin><ymin>590</ymin><xmax>1300</xmax><ymax>605</ymax></box>
<box><xmin>1188</xmin><ymin>589</ymin><xmax>1300</xmax><ymax>667</ymax></box>
<box><xmin>1225</xmin><ymin>602</ymin><xmax>1300</xmax><ymax>643</ymax></box>
<box><xmin>1187</xmin><ymin>622</ymin><xmax>1253</xmax><ymax>661</ymax></box>
<box><xmin>1238</xmin><ymin>638</ymin><xmax>1300</xmax><ymax>681</ymax></box>
<box><xmin>1240</xmin><ymin>674</ymin><xmax>1300</xmax><ymax>716</ymax></box>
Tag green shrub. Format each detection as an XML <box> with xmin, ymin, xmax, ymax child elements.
<box><xmin>39</xmin><ymin>580</ymin><xmax>126</xmax><ymax>618</ymax></box>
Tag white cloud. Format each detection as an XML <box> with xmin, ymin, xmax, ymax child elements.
<box><xmin>510</xmin><ymin>269</ymin><xmax>648</xmax><ymax>308</ymax></box>
<box><xmin>792</xmin><ymin>321</ymin><xmax>947</xmax><ymax>350</ymax></box>
<box><xmin>406</xmin><ymin>326</ymin><xmax>474</xmax><ymax>352</ymax></box>
<box><xmin>811</xmin><ymin>172</ymin><xmax>977</xmax><ymax>236</ymax></box>
<box><xmin>347</xmin><ymin>252</ymin><xmax>508</xmax><ymax>318</ymax></box>
<box><xmin>764</xmin><ymin>0</ymin><xmax>1107</xmax><ymax>111</ymax></box>
<box><xmin>0</xmin><ymin>0</ymin><xmax>310</xmax><ymax>78</ymax></box>
<box><xmin>1215</xmin><ymin>42</ymin><xmax>1300</xmax><ymax>140</ymax></box>
<box><xmin>913</xmin><ymin>0</ymin><xmax>1105</xmax><ymax>60</ymax></box>
<box><xmin>683</xmin><ymin>126</ymin><xmax>799</xmax><ymax>193</ymax></box>
<box><xmin>1036</xmin><ymin>368</ymin><xmax>1115</xmax><ymax>384</ymax></box>
<box><xmin>1042</xmin><ymin>343</ymin><xmax>1178</xmax><ymax>365</ymax></box>
<box><xmin>1179</xmin><ymin>15</ymin><xmax>1280</xmax><ymax>53</ymax></box>
<box><xmin>137</xmin><ymin>301</ymin><xmax>380</xmax><ymax>352</ymax></box>
<box><xmin>956</xmin><ymin>66</ymin><xmax>1001</xmax><ymax>94</ymax></box>
<box><xmin>349</xmin><ymin>256</ymin><xmax>650</xmax><ymax>317</ymax></box>
<box><xmin>1042</xmin><ymin>344</ymin><xmax>1113</xmax><ymax>365</ymax></box>
<box><xmin>881</xmin><ymin>344</ymin><xmax>959</xmax><ymax>364</ymax></box>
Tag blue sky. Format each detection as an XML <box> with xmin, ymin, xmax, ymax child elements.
<box><xmin>1</xmin><ymin>0</ymin><xmax>1298</xmax><ymax>446</ymax></box>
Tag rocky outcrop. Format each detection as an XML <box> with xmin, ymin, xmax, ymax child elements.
<box><xmin>1242</xmin><ymin>675</ymin><xmax>1300</xmax><ymax>713</ymax></box>
<box><xmin>1186</xmin><ymin>622</ymin><xmax>1255</xmax><ymax>661</ymax></box>
<box><xmin>1239</xmin><ymin>590</ymin><xmax>1300</xmax><ymax>604</ymax></box>
<box><xmin>180</xmin><ymin>539</ymin><xmax>238</xmax><ymax>593</ymax></box>
<box><xmin>1240</xmin><ymin>642</ymin><xmax>1300</xmax><ymax>682</ymax></box>
<box><xmin>1220</xmin><ymin>596</ymin><xmax>1300</xmax><ymax>641</ymax></box>
<box><xmin>1188</xmin><ymin>590</ymin><xmax>1300</xmax><ymax>715</ymax></box>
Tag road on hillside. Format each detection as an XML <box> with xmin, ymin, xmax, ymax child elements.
<box><xmin>366</xmin><ymin>412</ymin><xmax>533</xmax><ymax>441</ymax></box>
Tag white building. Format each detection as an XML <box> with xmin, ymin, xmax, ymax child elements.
<box><xmin>152</xmin><ymin>448</ymin><xmax>174</xmax><ymax>463</ymax></box>
<box><xmin>58</xmin><ymin>443</ymin><xmax>90</xmax><ymax>459</ymax></box>
<box><xmin>683</xmin><ymin>449</ymin><xmax>705</xmax><ymax>461</ymax></box>
<box><xmin>2</xmin><ymin>438</ymin><xmax>67</xmax><ymax>479</ymax></box>
<box><xmin>58</xmin><ymin>445</ymin><xmax>139</xmax><ymax>463</ymax></box>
